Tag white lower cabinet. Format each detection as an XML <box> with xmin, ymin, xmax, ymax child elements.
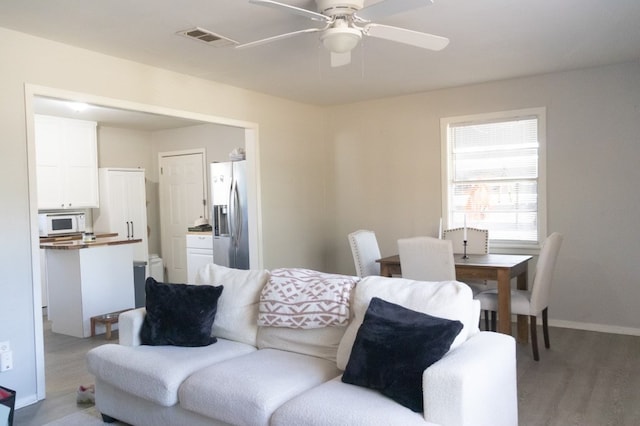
<box><xmin>40</xmin><ymin>249</ymin><xmax>48</xmax><ymax>309</ymax></box>
<box><xmin>186</xmin><ymin>233</ymin><xmax>213</xmax><ymax>283</ymax></box>
<box><xmin>45</xmin><ymin>244</ymin><xmax>135</xmax><ymax>338</ymax></box>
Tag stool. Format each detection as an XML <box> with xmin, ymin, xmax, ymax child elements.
<box><xmin>90</xmin><ymin>310</ymin><xmax>130</xmax><ymax>340</ymax></box>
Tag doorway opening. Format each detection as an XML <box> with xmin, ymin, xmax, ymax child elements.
<box><xmin>25</xmin><ymin>84</ymin><xmax>263</xmax><ymax>401</ymax></box>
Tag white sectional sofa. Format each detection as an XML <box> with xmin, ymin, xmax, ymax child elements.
<box><xmin>87</xmin><ymin>264</ymin><xmax>518</xmax><ymax>426</ymax></box>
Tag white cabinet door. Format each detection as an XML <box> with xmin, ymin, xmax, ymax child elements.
<box><xmin>35</xmin><ymin>116</ymin><xmax>65</xmax><ymax>209</ymax></box>
<box><xmin>35</xmin><ymin>115</ymin><xmax>98</xmax><ymax>209</ymax></box>
<box><xmin>64</xmin><ymin>119</ymin><xmax>100</xmax><ymax>208</ymax></box>
<box><xmin>94</xmin><ymin>168</ymin><xmax>149</xmax><ymax>263</ymax></box>
<box><xmin>186</xmin><ymin>234</ymin><xmax>213</xmax><ymax>283</ymax></box>
<box><xmin>187</xmin><ymin>248</ymin><xmax>214</xmax><ymax>283</ymax></box>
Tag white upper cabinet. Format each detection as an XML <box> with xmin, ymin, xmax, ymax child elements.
<box><xmin>35</xmin><ymin>115</ymin><xmax>99</xmax><ymax>210</ymax></box>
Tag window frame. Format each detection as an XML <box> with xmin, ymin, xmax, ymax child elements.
<box><xmin>440</xmin><ymin>107</ymin><xmax>547</xmax><ymax>254</ymax></box>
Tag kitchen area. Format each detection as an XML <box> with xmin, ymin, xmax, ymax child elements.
<box><xmin>186</xmin><ymin>157</ymin><xmax>251</xmax><ymax>281</ymax></box>
<box><xmin>34</xmin><ymin>96</ymin><xmax>248</xmax><ymax>339</ymax></box>
<box><xmin>35</xmin><ymin>112</ymin><xmax>155</xmax><ymax>338</ymax></box>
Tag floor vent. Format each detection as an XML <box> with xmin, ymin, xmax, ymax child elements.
<box><xmin>177</xmin><ymin>27</ymin><xmax>238</xmax><ymax>47</ymax></box>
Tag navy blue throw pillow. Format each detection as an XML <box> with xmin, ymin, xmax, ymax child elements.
<box><xmin>342</xmin><ymin>297</ymin><xmax>463</xmax><ymax>412</ymax></box>
<box><xmin>140</xmin><ymin>277</ymin><xmax>223</xmax><ymax>347</ymax></box>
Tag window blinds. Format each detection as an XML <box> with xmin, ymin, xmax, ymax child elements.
<box><xmin>449</xmin><ymin>117</ymin><xmax>539</xmax><ymax>243</ymax></box>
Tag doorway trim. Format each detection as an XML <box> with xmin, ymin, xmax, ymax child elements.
<box><xmin>24</xmin><ymin>83</ymin><xmax>263</xmax><ymax>400</ymax></box>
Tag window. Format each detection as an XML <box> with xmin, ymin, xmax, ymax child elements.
<box><xmin>441</xmin><ymin>108</ymin><xmax>546</xmax><ymax>249</ymax></box>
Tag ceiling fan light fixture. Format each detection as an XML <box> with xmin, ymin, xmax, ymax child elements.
<box><xmin>320</xmin><ymin>27</ymin><xmax>362</xmax><ymax>53</ymax></box>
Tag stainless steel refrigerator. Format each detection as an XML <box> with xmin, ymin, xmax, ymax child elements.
<box><xmin>210</xmin><ymin>160</ymin><xmax>249</xmax><ymax>269</ymax></box>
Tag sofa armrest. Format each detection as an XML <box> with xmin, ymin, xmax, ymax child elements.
<box><xmin>422</xmin><ymin>331</ymin><xmax>517</xmax><ymax>426</ymax></box>
<box><xmin>118</xmin><ymin>307</ymin><xmax>146</xmax><ymax>347</ymax></box>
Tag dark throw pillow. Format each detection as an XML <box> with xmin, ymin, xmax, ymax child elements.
<box><xmin>341</xmin><ymin>297</ymin><xmax>463</xmax><ymax>412</ymax></box>
<box><xmin>140</xmin><ymin>277</ymin><xmax>223</xmax><ymax>347</ymax></box>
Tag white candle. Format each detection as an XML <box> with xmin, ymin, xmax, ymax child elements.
<box><xmin>463</xmin><ymin>214</ymin><xmax>467</xmax><ymax>241</ymax></box>
<box><xmin>438</xmin><ymin>217</ymin><xmax>443</xmax><ymax>239</ymax></box>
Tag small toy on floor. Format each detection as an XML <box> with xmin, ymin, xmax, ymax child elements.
<box><xmin>76</xmin><ymin>384</ymin><xmax>95</xmax><ymax>405</ymax></box>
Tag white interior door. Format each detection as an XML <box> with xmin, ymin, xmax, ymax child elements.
<box><xmin>159</xmin><ymin>150</ymin><xmax>206</xmax><ymax>283</ymax></box>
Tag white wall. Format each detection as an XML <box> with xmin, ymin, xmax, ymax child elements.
<box><xmin>151</xmin><ymin>123</ymin><xmax>244</xmax><ymax>166</ymax></box>
<box><xmin>0</xmin><ymin>27</ymin><xmax>328</xmax><ymax>407</ymax></box>
<box><xmin>97</xmin><ymin>126</ymin><xmax>153</xmax><ymax>170</ymax></box>
<box><xmin>328</xmin><ymin>61</ymin><xmax>640</xmax><ymax>334</ymax></box>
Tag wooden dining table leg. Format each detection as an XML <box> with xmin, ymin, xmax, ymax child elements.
<box><xmin>516</xmin><ymin>268</ymin><xmax>529</xmax><ymax>344</ymax></box>
<box><xmin>379</xmin><ymin>263</ymin><xmax>391</xmax><ymax>278</ymax></box>
<box><xmin>496</xmin><ymin>269</ymin><xmax>512</xmax><ymax>335</ymax></box>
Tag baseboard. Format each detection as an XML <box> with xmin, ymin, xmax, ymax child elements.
<box><xmin>548</xmin><ymin>319</ymin><xmax>640</xmax><ymax>337</ymax></box>
<box><xmin>15</xmin><ymin>392</ymin><xmax>38</xmax><ymax>410</ymax></box>
<box><xmin>484</xmin><ymin>313</ymin><xmax>640</xmax><ymax>337</ymax></box>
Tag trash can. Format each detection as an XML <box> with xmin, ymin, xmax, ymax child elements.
<box><xmin>148</xmin><ymin>254</ymin><xmax>164</xmax><ymax>282</ymax></box>
<box><xmin>0</xmin><ymin>385</ymin><xmax>15</xmax><ymax>426</ymax></box>
<box><xmin>133</xmin><ymin>261</ymin><xmax>147</xmax><ymax>308</ymax></box>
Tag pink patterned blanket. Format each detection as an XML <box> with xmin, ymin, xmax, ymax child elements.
<box><xmin>258</xmin><ymin>268</ymin><xmax>359</xmax><ymax>329</ymax></box>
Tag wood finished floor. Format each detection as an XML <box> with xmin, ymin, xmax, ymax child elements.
<box><xmin>13</xmin><ymin>320</ymin><xmax>640</xmax><ymax>425</ymax></box>
<box><xmin>14</xmin><ymin>319</ymin><xmax>115</xmax><ymax>426</ymax></box>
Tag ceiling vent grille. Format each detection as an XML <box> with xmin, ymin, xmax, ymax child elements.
<box><xmin>177</xmin><ymin>27</ymin><xmax>238</xmax><ymax>47</ymax></box>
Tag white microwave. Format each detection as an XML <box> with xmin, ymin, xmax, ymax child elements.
<box><xmin>38</xmin><ymin>212</ymin><xmax>86</xmax><ymax>237</ymax></box>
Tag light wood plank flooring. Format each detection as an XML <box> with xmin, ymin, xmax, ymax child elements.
<box><xmin>13</xmin><ymin>319</ymin><xmax>115</xmax><ymax>426</ymax></box>
<box><xmin>13</xmin><ymin>321</ymin><xmax>640</xmax><ymax>425</ymax></box>
<box><xmin>515</xmin><ymin>325</ymin><xmax>640</xmax><ymax>425</ymax></box>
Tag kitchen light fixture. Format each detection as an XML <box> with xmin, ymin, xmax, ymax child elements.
<box><xmin>68</xmin><ymin>102</ymin><xmax>89</xmax><ymax>112</ymax></box>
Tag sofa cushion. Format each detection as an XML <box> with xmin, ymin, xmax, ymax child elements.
<box><xmin>342</xmin><ymin>297</ymin><xmax>463</xmax><ymax>412</ymax></box>
<box><xmin>271</xmin><ymin>376</ymin><xmax>433</xmax><ymax>426</ymax></box>
<box><xmin>258</xmin><ymin>268</ymin><xmax>358</xmax><ymax>329</ymax></box>
<box><xmin>337</xmin><ymin>276</ymin><xmax>478</xmax><ymax>370</ymax></box>
<box><xmin>256</xmin><ymin>324</ymin><xmax>347</xmax><ymax>362</ymax></box>
<box><xmin>196</xmin><ymin>263</ymin><xmax>270</xmax><ymax>346</ymax></box>
<box><xmin>179</xmin><ymin>348</ymin><xmax>341</xmax><ymax>426</ymax></box>
<box><xmin>140</xmin><ymin>278</ymin><xmax>223</xmax><ymax>347</ymax></box>
<box><xmin>86</xmin><ymin>339</ymin><xmax>256</xmax><ymax>407</ymax></box>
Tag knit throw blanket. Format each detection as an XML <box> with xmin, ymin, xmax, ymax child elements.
<box><xmin>258</xmin><ymin>268</ymin><xmax>359</xmax><ymax>329</ymax></box>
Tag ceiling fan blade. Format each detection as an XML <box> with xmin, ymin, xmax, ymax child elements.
<box><xmin>236</xmin><ymin>27</ymin><xmax>323</xmax><ymax>49</ymax></box>
<box><xmin>355</xmin><ymin>0</ymin><xmax>433</xmax><ymax>22</ymax></box>
<box><xmin>364</xmin><ymin>23</ymin><xmax>449</xmax><ymax>51</ymax></box>
<box><xmin>249</xmin><ymin>0</ymin><xmax>331</xmax><ymax>22</ymax></box>
<box><xmin>330</xmin><ymin>51</ymin><xmax>351</xmax><ymax>67</ymax></box>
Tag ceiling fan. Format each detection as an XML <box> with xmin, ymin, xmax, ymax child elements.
<box><xmin>237</xmin><ymin>0</ymin><xmax>449</xmax><ymax>67</ymax></box>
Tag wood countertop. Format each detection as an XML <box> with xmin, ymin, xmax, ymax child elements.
<box><xmin>39</xmin><ymin>233</ymin><xmax>117</xmax><ymax>243</ymax></box>
<box><xmin>40</xmin><ymin>236</ymin><xmax>142</xmax><ymax>250</ymax></box>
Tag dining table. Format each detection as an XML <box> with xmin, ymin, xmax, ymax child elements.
<box><xmin>376</xmin><ymin>253</ymin><xmax>533</xmax><ymax>343</ymax></box>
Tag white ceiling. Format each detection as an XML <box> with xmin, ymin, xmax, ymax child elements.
<box><xmin>33</xmin><ymin>97</ymin><xmax>205</xmax><ymax>131</ymax></box>
<box><xmin>2</xmin><ymin>0</ymin><xmax>640</xmax><ymax>106</ymax></box>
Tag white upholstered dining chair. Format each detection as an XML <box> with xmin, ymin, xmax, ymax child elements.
<box><xmin>348</xmin><ymin>230</ymin><xmax>382</xmax><ymax>277</ymax></box>
<box><xmin>444</xmin><ymin>226</ymin><xmax>492</xmax><ymax>328</ymax></box>
<box><xmin>475</xmin><ymin>232</ymin><xmax>564</xmax><ymax>361</ymax></box>
<box><xmin>397</xmin><ymin>236</ymin><xmax>456</xmax><ymax>281</ymax></box>
<box><xmin>443</xmin><ymin>227</ymin><xmax>489</xmax><ymax>255</ymax></box>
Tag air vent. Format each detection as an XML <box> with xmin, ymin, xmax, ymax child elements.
<box><xmin>177</xmin><ymin>27</ymin><xmax>238</xmax><ymax>47</ymax></box>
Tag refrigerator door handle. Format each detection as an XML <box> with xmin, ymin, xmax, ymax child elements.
<box><xmin>229</xmin><ymin>178</ymin><xmax>237</xmax><ymax>247</ymax></box>
<box><xmin>233</xmin><ymin>179</ymin><xmax>242</xmax><ymax>248</ymax></box>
